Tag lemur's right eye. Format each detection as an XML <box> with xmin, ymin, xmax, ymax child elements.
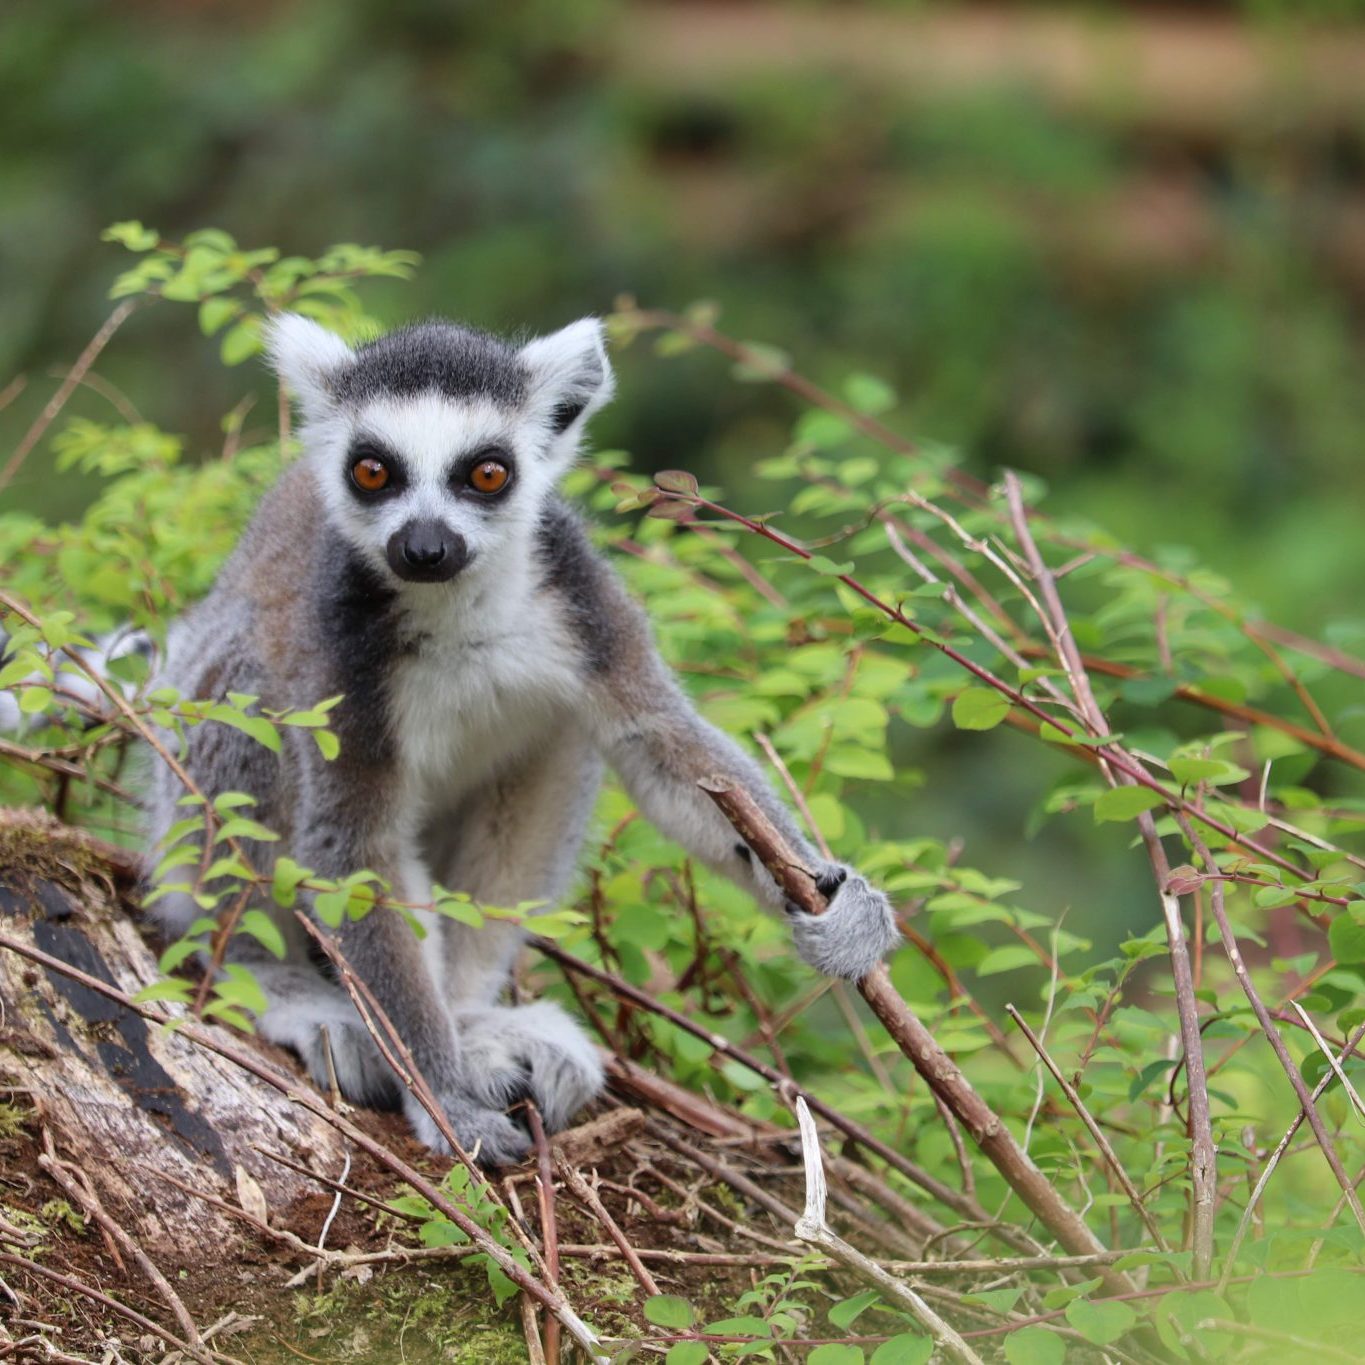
<box><xmin>351</xmin><ymin>457</ymin><xmax>390</xmax><ymax>492</ymax></box>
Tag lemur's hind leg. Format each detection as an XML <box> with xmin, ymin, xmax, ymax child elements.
<box><xmin>430</xmin><ymin>726</ymin><xmax>605</xmax><ymax>1133</ymax></box>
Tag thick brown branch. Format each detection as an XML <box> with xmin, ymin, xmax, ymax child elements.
<box><xmin>697</xmin><ymin>778</ymin><xmax>1133</xmax><ymax>1295</ymax></box>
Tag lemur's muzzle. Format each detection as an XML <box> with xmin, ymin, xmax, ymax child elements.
<box><xmin>387</xmin><ymin>519</ymin><xmax>470</xmax><ymax>583</ymax></box>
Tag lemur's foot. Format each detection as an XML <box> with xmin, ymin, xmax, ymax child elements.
<box><xmin>455</xmin><ymin>1001</ymin><xmax>605</xmax><ymax>1133</ymax></box>
<box><xmin>786</xmin><ymin>863</ymin><xmax>901</xmax><ymax>981</ymax></box>
<box><xmin>403</xmin><ymin>1090</ymin><xmax>533</xmax><ymax>1166</ymax></box>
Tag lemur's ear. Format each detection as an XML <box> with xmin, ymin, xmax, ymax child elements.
<box><xmin>519</xmin><ymin>318</ymin><xmax>615</xmax><ymax>448</ymax></box>
<box><xmin>266</xmin><ymin>314</ymin><xmax>354</xmax><ymax>419</ymax></box>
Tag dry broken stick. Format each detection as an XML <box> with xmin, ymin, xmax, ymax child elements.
<box><xmin>791</xmin><ymin>1096</ymin><xmax>986</xmax><ymax>1365</ymax></box>
<box><xmin>698</xmin><ymin>775</ymin><xmax>1136</xmax><ymax>1296</ymax></box>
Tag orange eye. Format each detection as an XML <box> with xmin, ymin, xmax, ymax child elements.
<box><xmin>470</xmin><ymin>460</ymin><xmax>510</xmax><ymax>494</ymax></box>
<box><xmin>352</xmin><ymin>457</ymin><xmax>390</xmax><ymax>492</ymax></box>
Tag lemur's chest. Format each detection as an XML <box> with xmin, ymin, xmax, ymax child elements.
<box><xmin>388</xmin><ymin>590</ymin><xmax>584</xmax><ymax>798</ymax></box>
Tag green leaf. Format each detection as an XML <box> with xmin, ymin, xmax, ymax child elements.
<box><xmin>220</xmin><ymin>317</ymin><xmax>264</xmax><ymax>365</ymax></box>
<box><xmin>18</xmin><ymin>686</ymin><xmax>54</xmax><ymax>714</ymax></box>
<box><xmin>951</xmin><ymin>688</ymin><xmax>1011</xmax><ymax>731</ymax></box>
<box><xmin>665</xmin><ymin>1346</ymin><xmax>708</xmax><ymax>1365</ymax></box>
<box><xmin>809</xmin><ymin>1347</ymin><xmax>863</xmax><ymax>1365</ymax></box>
<box><xmin>829</xmin><ymin>1290</ymin><xmax>881</xmax><ymax>1330</ymax></box>
<box><xmin>102</xmin><ymin>220</ymin><xmax>160</xmax><ymax>251</ymax></box>
<box><xmin>198</xmin><ymin>297</ymin><xmax>240</xmax><ymax>336</ymax></box>
<box><xmin>1169</xmin><ymin>756</ymin><xmax>1248</xmax><ymax>787</ymax></box>
<box><xmin>1328</xmin><ymin>910</ymin><xmax>1365</xmax><ymax>964</ymax></box>
<box><xmin>644</xmin><ymin>1296</ymin><xmax>694</xmax><ymax>1330</ymax></box>
<box><xmin>133</xmin><ymin>978</ymin><xmax>196</xmax><ymax>1005</ymax></box>
<box><xmin>1093</xmin><ymin>786</ymin><xmax>1166</xmax><ymax>823</ymax></box>
<box><xmin>806</xmin><ymin>555</ymin><xmax>854</xmax><ymax>577</ymax></box>
<box><xmin>732</xmin><ymin>341</ymin><xmax>789</xmax><ymax>381</ymax></box>
<box><xmin>214</xmin><ymin>962</ymin><xmax>268</xmax><ymax>1017</ymax></box>
<box><xmin>1003</xmin><ymin>1327</ymin><xmax>1066</xmax><ymax>1365</ymax></box>
<box><xmin>313</xmin><ymin>729</ymin><xmax>341</xmax><ymax>760</ymax></box>
<box><xmin>975</xmin><ymin>945</ymin><xmax>1039</xmax><ymax>976</ymax></box>
<box><xmin>271</xmin><ymin>857</ymin><xmax>311</xmax><ymax>908</ymax></box>
<box><xmin>482</xmin><ymin>1259</ymin><xmax>519</xmax><ymax>1308</ymax></box>
<box><xmin>1065</xmin><ymin>1297</ymin><xmax>1136</xmax><ymax>1345</ymax></box>
<box><xmin>155</xmin><ymin>939</ymin><xmax>202</xmax><ymax>974</ymax></box>
<box><xmin>870</xmin><ymin>1337</ymin><xmax>932</xmax><ymax>1365</ymax></box>
<box><xmin>843</xmin><ymin>372</ymin><xmax>896</xmax><ymax>414</ymax></box>
<box><xmin>238</xmin><ymin>909</ymin><xmax>286</xmax><ymax>959</ymax></box>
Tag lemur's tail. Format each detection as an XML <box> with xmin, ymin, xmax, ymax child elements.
<box><xmin>0</xmin><ymin>625</ymin><xmax>155</xmax><ymax>734</ymax></box>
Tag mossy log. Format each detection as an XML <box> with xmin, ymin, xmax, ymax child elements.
<box><xmin>0</xmin><ymin>807</ymin><xmax>346</xmax><ymax>1262</ymax></box>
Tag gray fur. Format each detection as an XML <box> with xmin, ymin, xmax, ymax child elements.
<box><xmin>332</xmin><ymin>321</ymin><xmax>527</xmax><ymax>408</ymax></box>
<box><xmin>146</xmin><ymin>313</ymin><xmax>899</xmax><ymax>1164</ymax></box>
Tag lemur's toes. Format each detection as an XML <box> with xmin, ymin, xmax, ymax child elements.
<box><xmin>815</xmin><ymin>865</ymin><xmax>849</xmax><ymax>899</ymax></box>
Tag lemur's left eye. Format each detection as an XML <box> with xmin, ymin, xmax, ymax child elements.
<box><xmin>352</xmin><ymin>457</ymin><xmax>390</xmax><ymax>492</ymax></box>
<box><xmin>469</xmin><ymin>460</ymin><xmax>510</xmax><ymax>495</ymax></box>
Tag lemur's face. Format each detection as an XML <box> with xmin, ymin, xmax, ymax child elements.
<box><xmin>270</xmin><ymin>316</ymin><xmax>613</xmax><ymax>586</ymax></box>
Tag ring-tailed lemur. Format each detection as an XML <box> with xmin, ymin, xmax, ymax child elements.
<box><xmin>147</xmin><ymin>313</ymin><xmax>900</xmax><ymax>1163</ymax></box>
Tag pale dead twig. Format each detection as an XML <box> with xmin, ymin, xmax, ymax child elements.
<box><xmin>790</xmin><ymin>1097</ymin><xmax>985</xmax><ymax>1365</ymax></box>
<box><xmin>527</xmin><ymin>1103</ymin><xmax>561</xmax><ymax>1365</ymax></box>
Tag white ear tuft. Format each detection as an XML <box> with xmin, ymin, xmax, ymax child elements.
<box><xmin>266</xmin><ymin>313</ymin><xmax>354</xmax><ymax>418</ymax></box>
<box><xmin>519</xmin><ymin>317</ymin><xmax>615</xmax><ymax>444</ymax></box>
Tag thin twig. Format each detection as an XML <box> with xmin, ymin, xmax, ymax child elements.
<box><xmin>527</xmin><ymin>1103</ymin><xmax>561</xmax><ymax>1365</ymax></box>
<box><xmin>0</xmin><ymin>300</ymin><xmax>140</xmax><ymax>493</ymax></box>
<box><xmin>37</xmin><ymin>1130</ymin><xmax>212</xmax><ymax>1361</ymax></box>
<box><xmin>1220</xmin><ymin>1019</ymin><xmax>1365</xmax><ymax>1285</ymax></box>
<box><xmin>1004</xmin><ymin>1006</ymin><xmax>1169</xmax><ymax>1252</ymax></box>
<box><xmin>1180</xmin><ymin>817</ymin><xmax>1365</xmax><ymax>1237</ymax></box>
<box><xmin>556</xmin><ymin>1159</ymin><xmax>661</xmax><ymax>1297</ymax></box>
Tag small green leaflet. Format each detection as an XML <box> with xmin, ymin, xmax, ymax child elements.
<box><xmin>1003</xmin><ymin>1327</ymin><xmax>1066</xmax><ymax>1365</ymax></box>
<box><xmin>643</xmin><ymin>1295</ymin><xmax>693</xmax><ymax>1329</ymax></box>
<box><xmin>951</xmin><ymin>688</ymin><xmax>1011</xmax><ymax>731</ymax></box>
<box><xmin>1093</xmin><ymin>786</ymin><xmax>1166</xmax><ymax>823</ymax></box>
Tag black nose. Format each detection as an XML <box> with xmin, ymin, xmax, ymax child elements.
<box><xmin>386</xmin><ymin>521</ymin><xmax>469</xmax><ymax>583</ymax></box>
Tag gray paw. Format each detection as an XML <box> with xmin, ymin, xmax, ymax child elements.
<box><xmin>787</xmin><ymin>863</ymin><xmax>900</xmax><ymax>980</ymax></box>
<box><xmin>455</xmin><ymin>1002</ymin><xmax>604</xmax><ymax>1132</ymax></box>
<box><xmin>404</xmin><ymin>1091</ymin><xmax>532</xmax><ymax>1166</ymax></box>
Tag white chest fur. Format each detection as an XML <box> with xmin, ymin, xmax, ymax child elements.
<box><xmin>388</xmin><ymin>575</ymin><xmax>582</xmax><ymax>811</ymax></box>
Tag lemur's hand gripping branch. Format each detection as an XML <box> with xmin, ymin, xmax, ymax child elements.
<box><xmin>697</xmin><ymin>775</ymin><xmax>1135</xmax><ymax>1293</ymax></box>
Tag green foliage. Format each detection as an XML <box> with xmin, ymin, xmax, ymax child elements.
<box><xmin>4</xmin><ymin>224</ymin><xmax>1365</xmax><ymax>1359</ymax></box>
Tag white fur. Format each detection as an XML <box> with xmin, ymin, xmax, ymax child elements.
<box><xmin>267</xmin><ymin>314</ymin><xmax>354</xmax><ymax>422</ymax></box>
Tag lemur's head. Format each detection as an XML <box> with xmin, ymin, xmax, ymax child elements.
<box><xmin>269</xmin><ymin>314</ymin><xmax>614</xmax><ymax>586</ymax></box>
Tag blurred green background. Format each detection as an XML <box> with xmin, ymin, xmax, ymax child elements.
<box><xmin>4</xmin><ymin>0</ymin><xmax>1365</xmax><ymax>951</ymax></box>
